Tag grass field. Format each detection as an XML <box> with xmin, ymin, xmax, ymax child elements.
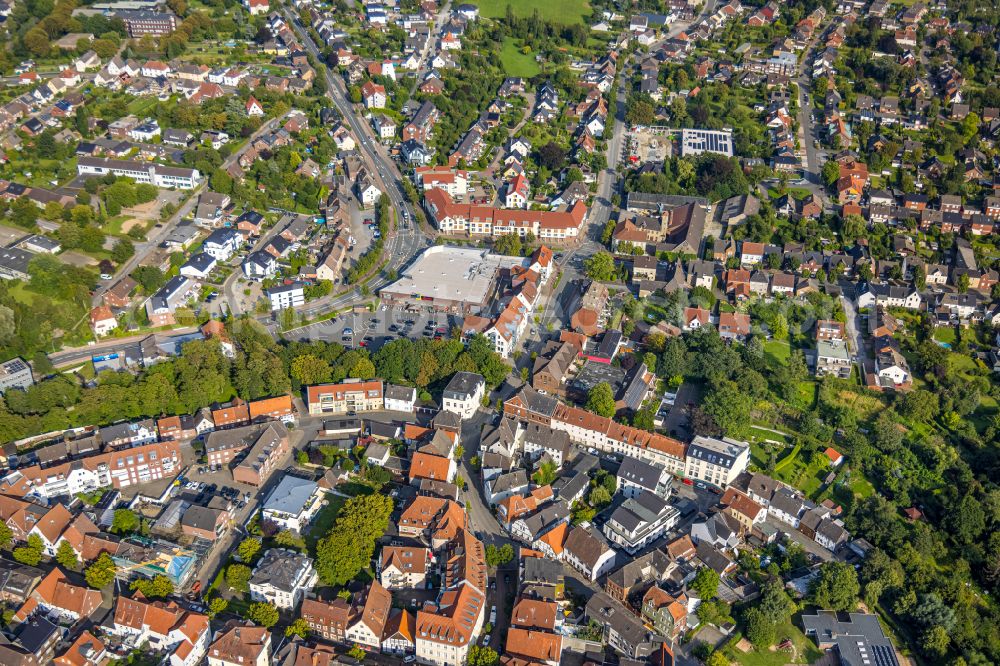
<box><xmin>500</xmin><ymin>38</ymin><xmax>541</xmax><ymax>77</ymax></box>
<box><xmin>478</xmin><ymin>0</ymin><xmax>590</xmax><ymax>24</ymax></box>
<box><xmin>306</xmin><ymin>495</ymin><xmax>346</xmax><ymax>552</ymax></box>
<box><xmin>724</xmin><ymin>620</ymin><xmax>823</xmax><ymax>665</ymax></box>
<box><xmin>764</xmin><ymin>339</ymin><xmax>790</xmax><ymax>366</ymax></box>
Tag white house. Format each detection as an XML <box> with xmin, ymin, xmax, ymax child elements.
<box><xmin>384</xmin><ymin>384</ymin><xmax>417</xmax><ymax>412</ymax></box>
<box><xmin>683</xmin><ymin>436</ymin><xmax>750</xmax><ymax>488</ymax></box>
<box><xmin>377</xmin><ymin>545</ymin><xmax>429</xmax><ymax>589</ymax></box>
<box><xmin>179</xmin><ymin>252</ymin><xmax>217</xmax><ymax>280</ymax></box>
<box><xmin>202</xmin><ymin>228</ymin><xmax>240</xmax><ymax>261</ymax></box>
<box><xmin>261</xmin><ymin>476</ymin><xmax>324</xmax><ymax>533</ymax></box>
<box><xmin>266</xmin><ymin>282</ymin><xmax>305</xmax><ymax>311</ymax></box>
<box><xmin>441</xmin><ymin>372</ymin><xmax>485</xmax><ymax>419</ymax></box>
<box><xmin>242</xmin><ymin>251</ymin><xmax>278</xmax><ymax>280</ymax></box>
<box><xmin>602</xmin><ymin>492</ymin><xmax>680</xmax><ymax>554</ymax></box>
<box><xmin>248</xmin><ymin>548</ymin><xmax>318</xmax><ymax>610</ymax></box>
<box><xmin>563</xmin><ymin>524</ymin><xmax>617</xmax><ymax>581</ymax></box>
<box><xmin>617</xmin><ymin>456</ymin><xmax>672</xmax><ymax>498</ymax></box>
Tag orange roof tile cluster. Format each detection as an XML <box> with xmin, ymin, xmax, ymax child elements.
<box><xmin>511</xmin><ymin>599</ymin><xmax>558</xmax><ymax>631</ymax></box>
<box><xmin>53</xmin><ymin>630</ymin><xmax>105</xmax><ymax>666</ymax></box>
<box><xmin>720</xmin><ymin>488</ymin><xmax>766</xmax><ymax>522</ymax></box>
<box><xmin>537</xmin><ymin>521</ymin><xmax>568</xmax><ymax>556</ymax></box>
<box><xmin>382</xmin><ymin>546</ymin><xmax>429</xmax><ymax>576</ymax></box>
<box><xmin>550</xmin><ymin>404</ymin><xmax>686</xmax><ymax>461</ymax></box>
<box><xmin>498</xmin><ymin>486</ymin><xmax>554</xmax><ymax>525</ymax></box>
<box><xmin>409</xmin><ymin>451</ymin><xmax>452</xmax><ymax>482</ymax></box>
<box><xmin>208</xmin><ymin>621</ymin><xmax>270</xmax><ymax>665</ymax></box>
<box><xmin>113</xmin><ymin>592</ymin><xmax>210</xmax><ymax>662</ymax></box>
<box><xmin>424</xmin><ymin>187</ymin><xmax>587</xmax><ymax>233</ymax></box>
<box><xmin>399</xmin><ymin>496</ymin><xmax>466</xmax><ymax>543</ymax></box>
<box><xmin>353</xmin><ymin>580</ymin><xmax>393</xmax><ymax>638</ymax></box>
<box><xmin>16</xmin><ymin>568</ymin><xmax>102</xmax><ymax>622</ymax></box>
<box><xmin>416</xmin><ymin>581</ymin><xmax>486</xmax><ymax>648</ymax></box>
<box><xmin>504</xmin><ymin>627</ymin><xmax>563</xmax><ymax>663</ymax></box>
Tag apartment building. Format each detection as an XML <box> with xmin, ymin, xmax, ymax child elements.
<box><xmin>0</xmin><ymin>440</ymin><xmax>181</xmax><ymax>499</ymax></box>
<box><xmin>248</xmin><ymin>548</ymin><xmax>318</xmax><ymax>610</ymax></box>
<box><xmin>683</xmin><ymin>436</ymin><xmax>750</xmax><ymax>488</ymax></box>
<box><xmin>306</xmin><ymin>380</ymin><xmax>384</xmax><ymax>415</ymax></box>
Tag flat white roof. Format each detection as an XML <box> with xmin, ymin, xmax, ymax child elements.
<box><xmin>382</xmin><ymin>245</ymin><xmax>523</xmax><ymax>306</ymax></box>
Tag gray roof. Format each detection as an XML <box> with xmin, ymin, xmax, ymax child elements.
<box><xmin>617</xmin><ymin>456</ymin><xmax>664</xmax><ymax>493</ymax></box>
<box><xmin>521</xmin><ymin>423</ymin><xmax>571</xmax><ymax>455</ymax></box>
<box><xmin>491</xmin><ymin>469</ymin><xmax>528</xmax><ymax>495</ymax></box>
<box><xmin>519</xmin><ymin>500</ymin><xmax>570</xmax><ymax>539</ymax></box>
<box><xmin>564</xmin><ymin>524</ymin><xmax>612</xmax><ymax>569</ymax></box>
<box><xmin>443</xmin><ymin>371</ymin><xmax>484</xmax><ymax>399</ymax></box>
<box><xmin>801</xmin><ymin>611</ymin><xmax>900</xmax><ymax>666</ymax></box>
<box><xmin>384</xmin><ymin>384</ymin><xmax>416</xmax><ymax>402</ymax></box>
<box><xmin>250</xmin><ymin>548</ymin><xmax>313</xmax><ymax>592</ymax></box>
<box><xmin>585</xmin><ymin>591</ymin><xmax>658</xmax><ymax>658</ymax></box>
<box><xmin>523</xmin><ymin>556</ymin><xmax>563</xmax><ymax>586</ymax></box>
<box><xmin>262</xmin><ymin>475</ymin><xmax>319</xmax><ymax>515</ymax></box>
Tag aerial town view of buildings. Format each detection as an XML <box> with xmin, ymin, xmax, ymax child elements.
<box><xmin>0</xmin><ymin>0</ymin><xmax>996</xmax><ymax>665</ymax></box>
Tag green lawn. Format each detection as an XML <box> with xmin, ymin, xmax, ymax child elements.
<box><xmin>792</xmin><ymin>381</ymin><xmax>817</xmax><ymax>410</ymax></box>
<box><xmin>932</xmin><ymin>327</ymin><xmax>956</xmax><ymax>344</ymax></box>
<box><xmin>126</xmin><ymin>97</ymin><xmax>158</xmax><ymax>115</ymax></box>
<box><xmin>478</xmin><ymin>0</ymin><xmax>591</xmax><ymax>24</ymax></box>
<box><xmin>764</xmin><ymin>339</ymin><xmax>790</xmax><ymax>366</ymax></box>
<box><xmin>723</xmin><ymin>620</ymin><xmax>824</xmax><ymax>665</ymax></box>
<box><xmin>500</xmin><ymin>38</ymin><xmax>542</xmax><ymax>77</ymax></box>
<box><xmin>7</xmin><ymin>281</ymin><xmax>39</xmax><ymax>306</ymax></box>
<box><xmin>306</xmin><ymin>494</ymin><xmax>346</xmax><ymax>551</ymax></box>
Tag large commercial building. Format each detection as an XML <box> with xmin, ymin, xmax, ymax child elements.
<box><xmin>380</xmin><ymin>246</ymin><xmax>524</xmax><ymax>314</ymax></box>
<box><xmin>77</xmin><ymin>157</ymin><xmax>200</xmax><ymax>189</ymax></box>
<box><xmin>114</xmin><ymin>10</ymin><xmax>178</xmax><ymax>36</ymax></box>
<box><xmin>678</xmin><ymin>128</ymin><xmax>734</xmax><ymax>157</ymax></box>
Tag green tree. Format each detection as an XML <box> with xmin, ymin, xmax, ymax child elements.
<box><xmin>55</xmin><ymin>539</ymin><xmax>79</xmax><ymax>569</ymax></box>
<box><xmin>532</xmin><ymin>460</ymin><xmax>558</xmax><ymax>486</ymax></box>
<box><xmin>589</xmin><ymin>484</ymin><xmax>612</xmax><ymax>508</ymax></box>
<box><xmin>702</xmin><ymin>380</ymin><xmax>751</xmax><ymax>436</ymax></box>
<box><xmin>84</xmin><ymin>552</ymin><xmax>117</xmax><ymax>588</ymax></box>
<box><xmin>584</xmin><ymin>251</ymin><xmax>617</xmax><ymax>281</ymax></box>
<box><xmin>129</xmin><ymin>574</ymin><xmax>174</xmax><ymax>598</ymax></box>
<box><xmin>468</xmin><ymin>645</ymin><xmax>499</xmax><ymax>666</ymax></box>
<box><xmin>586</xmin><ymin>382</ymin><xmax>616</xmax><ymax>417</ymax></box>
<box><xmin>110</xmin><ymin>239</ymin><xmax>134</xmax><ymax>265</ymax></box>
<box><xmin>809</xmin><ymin>561</ymin><xmax>859</xmax><ymax>612</ymax></box>
<box><xmin>237</xmin><ymin>538</ymin><xmax>261</xmax><ymax>563</ymax></box>
<box><xmin>290</xmin><ymin>354</ymin><xmax>332</xmax><ymax>385</ymax></box>
<box><xmin>111</xmin><ymin>509</ymin><xmax>140</xmax><ymax>534</ymax></box>
<box><xmin>705</xmin><ymin>651</ymin><xmax>729</xmax><ymax>666</ymax></box>
<box><xmin>245</xmin><ymin>601</ymin><xmax>279</xmax><ymax>628</ymax></box>
<box><xmin>285</xmin><ymin>617</ymin><xmax>310</xmax><ymax>638</ymax></box>
<box><xmin>744</xmin><ymin>606</ymin><xmax>777</xmax><ymax>648</ymax></box>
<box><xmin>692</xmin><ymin>567</ymin><xmax>720</xmax><ymax>600</ymax></box>
<box><xmin>226</xmin><ymin>563</ymin><xmax>252</xmax><ymax>591</ymax></box>
<box><xmin>494</xmin><ymin>233</ymin><xmax>523</xmax><ymax>257</ymax></box>
<box><xmin>822</xmin><ymin>160</ymin><xmax>840</xmax><ymax>187</ymax></box>
<box><xmin>208</xmin><ymin>596</ymin><xmax>229</xmax><ymax>618</ymax></box>
<box><xmin>315</xmin><ymin>494</ymin><xmax>393</xmax><ymax>586</ymax></box>
<box><xmin>13</xmin><ymin>534</ymin><xmax>42</xmax><ymax>566</ymax></box>
<box><xmin>0</xmin><ymin>522</ymin><xmax>12</xmax><ymax>551</ymax></box>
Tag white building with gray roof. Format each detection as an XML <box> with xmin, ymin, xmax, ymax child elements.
<box><xmin>261</xmin><ymin>476</ymin><xmax>324</xmax><ymax>533</ymax></box>
<box><xmin>249</xmin><ymin>548</ymin><xmax>318</xmax><ymax>610</ymax></box>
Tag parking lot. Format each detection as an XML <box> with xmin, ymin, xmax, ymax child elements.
<box><xmin>285</xmin><ymin>305</ymin><xmax>466</xmax><ymax>347</ymax></box>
